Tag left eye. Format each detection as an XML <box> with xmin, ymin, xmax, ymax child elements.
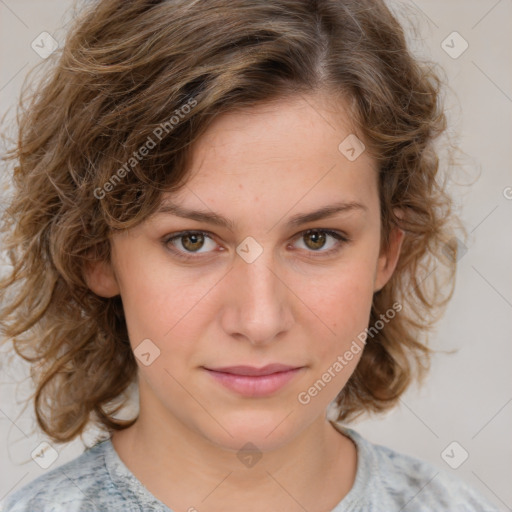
<box><xmin>163</xmin><ymin>229</ymin><xmax>348</xmax><ymax>260</ymax></box>
<box><xmin>294</xmin><ymin>229</ymin><xmax>347</xmax><ymax>253</ymax></box>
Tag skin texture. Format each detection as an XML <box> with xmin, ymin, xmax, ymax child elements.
<box><xmin>86</xmin><ymin>92</ymin><xmax>404</xmax><ymax>512</ymax></box>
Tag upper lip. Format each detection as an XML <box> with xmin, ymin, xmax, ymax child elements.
<box><xmin>204</xmin><ymin>364</ymin><xmax>302</xmax><ymax>376</ymax></box>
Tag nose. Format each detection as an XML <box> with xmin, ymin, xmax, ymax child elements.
<box><xmin>219</xmin><ymin>246</ymin><xmax>294</xmax><ymax>346</ymax></box>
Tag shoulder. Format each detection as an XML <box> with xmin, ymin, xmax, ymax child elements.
<box><xmin>0</xmin><ymin>439</ymin><xmax>125</xmax><ymax>512</ymax></box>
<box><xmin>338</xmin><ymin>426</ymin><xmax>500</xmax><ymax>511</ymax></box>
<box><xmin>370</xmin><ymin>439</ymin><xmax>496</xmax><ymax>511</ymax></box>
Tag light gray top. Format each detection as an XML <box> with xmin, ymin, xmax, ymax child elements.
<box><xmin>0</xmin><ymin>420</ymin><xmax>499</xmax><ymax>511</ymax></box>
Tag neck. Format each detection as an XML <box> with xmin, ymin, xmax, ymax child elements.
<box><xmin>111</xmin><ymin>395</ymin><xmax>357</xmax><ymax>512</ymax></box>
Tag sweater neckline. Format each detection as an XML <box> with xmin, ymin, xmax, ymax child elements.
<box><xmin>100</xmin><ymin>419</ymin><xmax>374</xmax><ymax>511</ymax></box>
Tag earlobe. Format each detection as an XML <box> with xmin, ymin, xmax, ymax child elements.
<box><xmin>84</xmin><ymin>259</ymin><xmax>120</xmax><ymax>298</ymax></box>
<box><xmin>373</xmin><ymin>226</ymin><xmax>405</xmax><ymax>293</ymax></box>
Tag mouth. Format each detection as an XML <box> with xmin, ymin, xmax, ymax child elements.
<box><xmin>202</xmin><ymin>364</ymin><xmax>305</xmax><ymax>397</ymax></box>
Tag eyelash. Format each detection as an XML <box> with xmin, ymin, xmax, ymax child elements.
<box><xmin>162</xmin><ymin>229</ymin><xmax>350</xmax><ymax>261</ymax></box>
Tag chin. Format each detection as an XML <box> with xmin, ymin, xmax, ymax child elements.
<box><xmin>198</xmin><ymin>408</ymin><xmax>308</xmax><ymax>452</ymax></box>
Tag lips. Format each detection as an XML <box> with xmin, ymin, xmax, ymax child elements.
<box><xmin>202</xmin><ymin>364</ymin><xmax>305</xmax><ymax>397</ymax></box>
<box><xmin>204</xmin><ymin>364</ymin><xmax>300</xmax><ymax>376</ymax></box>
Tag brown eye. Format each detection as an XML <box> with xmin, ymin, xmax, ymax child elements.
<box><xmin>180</xmin><ymin>232</ymin><xmax>205</xmax><ymax>252</ymax></box>
<box><xmin>163</xmin><ymin>228</ymin><xmax>348</xmax><ymax>262</ymax></box>
<box><xmin>303</xmin><ymin>230</ymin><xmax>327</xmax><ymax>251</ymax></box>
<box><xmin>293</xmin><ymin>229</ymin><xmax>349</xmax><ymax>256</ymax></box>
<box><xmin>164</xmin><ymin>231</ymin><xmax>218</xmax><ymax>260</ymax></box>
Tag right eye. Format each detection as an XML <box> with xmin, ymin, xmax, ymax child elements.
<box><xmin>163</xmin><ymin>230</ymin><xmax>220</xmax><ymax>260</ymax></box>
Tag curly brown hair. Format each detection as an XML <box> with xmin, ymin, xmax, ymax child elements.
<box><xmin>0</xmin><ymin>0</ymin><xmax>464</xmax><ymax>445</ymax></box>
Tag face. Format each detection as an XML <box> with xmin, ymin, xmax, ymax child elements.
<box><xmin>87</xmin><ymin>92</ymin><xmax>403</xmax><ymax>452</ymax></box>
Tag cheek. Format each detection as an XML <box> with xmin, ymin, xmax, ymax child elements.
<box><xmin>299</xmin><ymin>256</ymin><xmax>377</xmax><ymax>384</ymax></box>
<box><xmin>332</xmin><ymin>274</ymin><xmax>374</xmax><ymax>330</ymax></box>
<box><xmin>119</xmin><ymin>274</ymin><xmax>172</xmax><ymax>342</ymax></box>
<box><xmin>114</xmin><ymin>241</ymin><xmax>205</xmax><ymax>341</ymax></box>
<box><xmin>309</xmin><ymin>261</ymin><xmax>376</xmax><ymax>335</ymax></box>
<box><xmin>118</xmin><ymin>264</ymin><xmax>222</xmax><ymax>370</ymax></box>
<box><xmin>298</xmin><ymin>268</ymin><xmax>374</xmax><ymax>404</ymax></box>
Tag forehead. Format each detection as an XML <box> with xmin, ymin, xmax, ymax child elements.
<box><xmin>189</xmin><ymin>92</ymin><xmax>367</xmax><ymax>172</ymax></box>
<box><xmin>155</xmin><ymin>92</ymin><xmax>379</xmax><ymax>226</ymax></box>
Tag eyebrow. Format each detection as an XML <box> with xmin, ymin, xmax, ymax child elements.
<box><xmin>153</xmin><ymin>200</ymin><xmax>367</xmax><ymax>231</ymax></box>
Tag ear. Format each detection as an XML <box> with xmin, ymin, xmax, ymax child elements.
<box><xmin>84</xmin><ymin>258</ymin><xmax>120</xmax><ymax>298</ymax></box>
<box><xmin>373</xmin><ymin>217</ymin><xmax>405</xmax><ymax>293</ymax></box>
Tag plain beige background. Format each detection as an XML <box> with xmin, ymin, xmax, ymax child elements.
<box><xmin>1</xmin><ymin>0</ymin><xmax>511</xmax><ymax>510</ymax></box>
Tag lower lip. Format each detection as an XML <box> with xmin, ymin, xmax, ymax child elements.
<box><xmin>204</xmin><ymin>368</ymin><xmax>303</xmax><ymax>397</ymax></box>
